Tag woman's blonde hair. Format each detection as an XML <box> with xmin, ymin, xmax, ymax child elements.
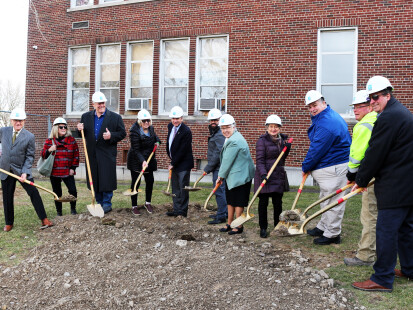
<box><xmin>49</xmin><ymin>124</ymin><xmax>72</xmax><ymax>139</ymax></box>
<box><xmin>137</xmin><ymin>119</ymin><xmax>151</xmax><ymax>127</ymax></box>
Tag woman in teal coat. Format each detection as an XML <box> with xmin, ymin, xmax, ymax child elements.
<box><xmin>216</xmin><ymin>114</ymin><xmax>255</xmax><ymax>235</ymax></box>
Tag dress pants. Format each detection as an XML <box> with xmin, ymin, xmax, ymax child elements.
<box><xmin>171</xmin><ymin>169</ymin><xmax>190</xmax><ymax>216</ymax></box>
<box><xmin>50</xmin><ymin>175</ymin><xmax>77</xmax><ymax>212</ymax></box>
<box><xmin>258</xmin><ymin>192</ymin><xmax>283</xmax><ymax>230</ymax></box>
<box><xmin>130</xmin><ymin>170</ymin><xmax>154</xmax><ymax>206</ymax></box>
<box><xmin>311</xmin><ymin>163</ymin><xmax>348</xmax><ymax>238</ymax></box>
<box><xmin>371</xmin><ymin>206</ymin><xmax>413</xmax><ymax>289</ymax></box>
<box><xmin>1</xmin><ymin>176</ymin><xmax>47</xmax><ymax>225</ymax></box>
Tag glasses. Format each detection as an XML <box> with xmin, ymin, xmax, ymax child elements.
<box><xmin>141</xmin><ymin>119</ymin><xmax>151</xmax><ymax>123</ymax></box>
<box><xmin>58</xmin><ymin>125</ymin><xmax>67</xmax><ymax>129</ymax></box>
<box><xmin>353</xmin><ymin>104</ymin><xmax>370</xmax><ymax>110</ymax></box>
<box><xmin>209</xmin><ymin>119</ymin><xmax>219</xmax><ymax>122</ymax></box>
<box><xmin>369</xmin><ymin>93</ymin><xmax>386</xmax><ymax>102</ymax></box>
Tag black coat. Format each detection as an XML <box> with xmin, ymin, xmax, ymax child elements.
<box><xmin>126</xmin><ymin>122</ymin><xmax>161</xmax><ymax>172</ymax></box>
<box><xmin>356</xmin><ymin>97</ymin><xmax>413</xmax><ymax>209</ymax></box>
<box><xmin>203</xmin><ymin>125</ymin><xmax>225</xmax><ymax>174</ymax></box>
<box><xmin>166</xmin><ymin>122</ymin><xmax>194</xmax><ymax>172</ymax></box>
<box><xmin>80</xmin><ymin>109</ymin><xmax>126</xmax><ymax>192</ymax></box>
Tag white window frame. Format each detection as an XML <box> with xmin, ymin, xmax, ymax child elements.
<box><xmin>95</xmin><ymin>43</ymin><xmax>121</xmax><ymax>113</ymax></box>
<box><xmin>159</xmin><ymin>37</ymin><xmax>190</xmax><ymax>116</ymax></box>
<box><xmin>125</xmin><ymin>40</ymin><xmax>154</xmax><ymax>111</ymax></box>
<box><xmin>66</xmin><ymin>46</ymin><xmax>91</xmax><ymax>115</ymax></box>
<box><xmin>195</xmin><ymin>35</ymin><xmax>229</xmax><ymax>114</ymax></box>
<box><xmin>316</xmin><ymin>27</ymin><xmax>358</xmax><ymax>117</ymax></box>
<box><xmin>99</xmin><ymin>0</ymin><xmax>124</xmax><ymax>4</ymax></box>
<box><xmin>70</xmin><ymin>0</ymin><xmax>93</xmax><ymax>8</ymax></box>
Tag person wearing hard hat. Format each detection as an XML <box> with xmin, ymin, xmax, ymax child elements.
<box><xmin>77</xmin><ymin>91</ymin><xmax>126</xmax><ymax>214</ymax></box>
<box><xmin>343</xmin><ymin>91</ymin><xmax>378</xmax><ymax>267</ymax></box>
<box><xmin>302</xmin><ymin>90</ymin><xmax>351</xmax><ymax>245</ymax></box>
<box><xmin>254</xmin><ymin>115</ymin><xmax>291</xmax><ymax>238</ymax></box>
<box><xmin>41</xmin><ymin>117</ymin><xmax>80</xmax><ymax>216</ymax></box>
<box><xmin>217</xmin><ymin>114</ymin><xmax>255</xmax><ymax>235</ymax></box>
<box><xmin>0</xmin><ymin>108</ymin><xmax>53</xmax><ymax>231</ymax></box>
<box><xmin>126</xmin><ymin>109</ymin><xmax>161</xmax><ymax>215</ymax></box>
<box><xmin>165</xmin><ymin>106</ymin><xmax>194</xmax><ymax>217</ymax></box>
<box><xmin>204</xmin><ymin>108</ymin><xmax>228</xmax><ymax>224</ymax></box>
<box><xmin>351</xmin><ymin>76</ymin><xmax>413</xmax><ymax>292</ymax></box>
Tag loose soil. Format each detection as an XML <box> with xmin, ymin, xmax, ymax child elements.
<box><xmin>0</xmin><ymin>203</ymin><xmax>362</xmax><ymax>309</ymax></box>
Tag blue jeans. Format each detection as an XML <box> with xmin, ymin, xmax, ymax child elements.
<box><xmin>213</xmin><ymin>169</ymin><xmax>227</xmax><ymax>219</ymax></box>
<box><xmin>95</xmin><ymin>191</ymin><xmax>113</xmax><ymax>213</ymax></box>
<box><xmin>370</xmin><ymin>206</ymin><xmax>413</xmax><ymax>289</ymax></box>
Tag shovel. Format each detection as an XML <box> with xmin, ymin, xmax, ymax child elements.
<box><xmin>162</xmin><ymin>169</ymin><xmax>176</xmax><ymax>197</ymax></box>
<box><xmin>273</xmin><ymin>172</ymin><xmax>309</xmax><ymax>232</ymax></box>
<box><xmin>203</xmin><ymin>179</ymin><xmax>223</xmax><ymax>210</ymax></box>
<box><xmin>123</xmin><ymin>143</ymin><xmax>159</xmax><ymax>196</ymax></box>
<box><xmin>275</xmin><ymin>180</ymin><xmax>375</xmax><ymax>237</ymax></box>
<box><xmin>230</xmin><ymin>138</ymin><xmax>293</xmax><ymax>228</ymax></box>
<box><xmin>0</xmin><ymin>168</ymin><xmax>77</xmax><ymax>203</ymax></box>
<box><xmin>184</xmin><ymin>171</ymin><xmax>207</xmax><ymax>191</ymax></box>
<box><xmin>81</xmin><ymin>129</ymin><xmax>104</xmax><ymax>218</ymax></box>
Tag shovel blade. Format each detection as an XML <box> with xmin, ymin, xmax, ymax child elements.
<box><xmin>230</xmin><ymin>213</ymin><xmax>254</xmax><ymax>228</ymax></box>
<box><xmin>183</xmin><ymin>186</ymin><xmax>202</xmax><ymax>191</ymax></box>
<box><xmin>87</xmin><ymin>203</ymin><xmax>105</xmax><ymax>218</ymax></box>
<box><xmin>122</xmin><ymin>189</ymin><xmax>142</xmax><ymax>196</ymax></box>
<box><xmin>162</xmin><ymin>191</ymin><xmax>176</xmax><ymax>197</ymax></box>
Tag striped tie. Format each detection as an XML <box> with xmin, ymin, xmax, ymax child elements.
<box><xmin>12</xmin><ymin>131</ymin><xmax>17</xmax><ymax>144</ymax></box>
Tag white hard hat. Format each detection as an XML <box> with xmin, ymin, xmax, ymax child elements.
<box><xmin>92</xmin><ymin>91</ymin><xmax>107</xmax><ymax>103</ymax></box>
<box><xmin>168</xmin><ymin>106</ymin><xmax>184</xmax><ymax>118</ymax></box>
<box><xmin>219</xmin><ymin>114</ymin><xmax>235</xmax><ymax>126</ymax></box>
<box><xmin>350</xmin><ymin>90</ymin><xmax>370</xmax><ymax>106</ymax></box>
<box><xmin>208</xmin><ymin>108</ymin><xmax>222</xmax><ymax>120</ymax></box>
<box><xmin>137</xmin><ymin>109</ymin><xmax>151</xmax><ymax>120</ymax></box>
<box><xmin>265</xmin><ymin>115</ymin><xmax>282</xmax><ymax>126</ymax></box>
<box><xmin>305</xmin><ymin>90</ymin><xmax>323</xmax><ymax>105</ymax></box>
<box><xmin>10</xmin><ymin>108</ymin><xmax>26</xmax><ymax>120</ymax></box>
<box><xmin>53</xmin><ymin>117</ymin><xmax>67</xmax><ymax>125</ymax></box>
<box><xmin>366</xmin><ymin>76</ymin><xmax>393</xmax><ymax>95</ymax></box>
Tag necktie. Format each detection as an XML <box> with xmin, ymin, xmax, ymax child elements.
<box><xmin>12</xmin><ymin>131</ymin><xmax>17</xmax><ymax>144</ymax></box>
<box><xmin>171</xmin><ymin>126</ymin><xmax>178</xmax><ymax>142</ymax></box>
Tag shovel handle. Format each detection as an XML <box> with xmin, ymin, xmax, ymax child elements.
<box><xmin>291</xmin><ymin>172</ymin><xmax>309</xmax><ymax>211</ymax></box>
<box><xmin>165</xmin><ymin>169</ymin><xmax>172</xmax><ymax>193</ymax></box>
<box><xmin>0</xmin><ymin>168</ymin><xmax>59</xmax><ymax>200</ymax></box>
<box><xmin>81</xmin><ymin>129</ymin><xmax>97</xmax><ymax>203</ymax></box>
<box><xmin>298</xmin><ymin>180</ymin><xmax>375</xmax><ymax>234</ymax></box>
<box><xmin>203</xmin><ymin>179</ymin><xmax>222</xmax><ymax>210</ymax></box>
<box><xmin>244</xmin><ymin>138</ymin><xmax>293</xmax><ymax>216</ymax></box>
<box><xmin>301</xmin><ymin>182</ymin><xmax>354</xmax><ymax>217</ymax></box>
<box><xmin>193</xmin><ymin>171</ymin><xmax>207</xmax><ymax>188</ymax></box>
<box><xmin>131</xmin><ymin>142</ymin><xmax>159</xmax><ymax>193</ymax></box>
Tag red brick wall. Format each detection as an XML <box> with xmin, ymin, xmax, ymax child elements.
<box><xmin>25</xmin><ymin>0</ymin><xmax>413</xmax><ymax>169</ymax></box>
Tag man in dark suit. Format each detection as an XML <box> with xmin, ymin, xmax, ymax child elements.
<box><xmin>166</xmin><ymin>106</ymin><xmax>194</xmax><ymax>217</ymax></box>
<box><xmin>0</xmin><ymin>108</ymin><xmax>53</xmax><ymax>231</ymax></box>
<box><xmin>77</xmin><ymin>92</ymin><xmax>126</xmax><ymax>213</ymax></box>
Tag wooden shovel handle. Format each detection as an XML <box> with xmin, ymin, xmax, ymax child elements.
<box><xmin>132</xmin><ymin>142</ymin><xmax>160</xmax><ymax>192</ymax></box>
<box><xmin>204</xmin><ymin>179</ymin><xmax>222</xmax><ymax>210</ymax></box>
<box><xmin>291</xmin><ymin>172</ymin><xmax>309</xmax><ymax>211</ymax></box>
<box><xmin>81</xmin><ymin>129</ymin><xmax>96</xmax><ymax>203</ymax></box>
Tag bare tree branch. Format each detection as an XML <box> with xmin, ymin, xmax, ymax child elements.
<box><xmin>0</xmin><ymin>80</ymin><xmax>24</xmax><ymax>127</ymax></box>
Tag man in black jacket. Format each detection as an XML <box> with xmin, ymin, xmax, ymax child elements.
<box><xmin>77</xmin><ymin>91</ymin><xmax>126</xmax><ymax>214</ymax></box>
<box><xmin>204</xmin><ymin>108</ymin><xmax>227</xmax><ymax>224</ymax></box>
<box><xmin>351</xmin><ymin>76</ymin><xmax>413</xmax><ymax>292</ymax></box>
<box><xmin>166</xmin><ymin>106</ymin><xmax>194</xmax><ymax>217</ymax></box>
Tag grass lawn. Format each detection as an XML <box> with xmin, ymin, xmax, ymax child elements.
<box><xmin>0</xmin><ymin>179</ymin><xmax>411</xmax><ymax>309</ymax></box>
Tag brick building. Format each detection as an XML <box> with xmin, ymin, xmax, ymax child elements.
<box><xmin>25</xmin><ymin>0</ymin><xmax>413</xmax><ymax>183</ymax></box>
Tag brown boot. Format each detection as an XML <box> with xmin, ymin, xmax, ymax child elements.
<box><xmin>3</xmin><ymin>225</ymin><xmax>13</xmax><ymax>232</ymax></box>
<box><xmin>41</xmin><ymin>218</ymin><xmax>54</xmax><ymax>229</ymax></box>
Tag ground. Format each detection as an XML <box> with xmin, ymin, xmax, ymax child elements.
<box><xmin>0</xmin><ymin>202</ymin><xmax>365</xmax><ymax>310</ymax></box>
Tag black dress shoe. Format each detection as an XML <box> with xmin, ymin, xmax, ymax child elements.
<box><xmin>307</xmin><ymin>227</ymin><xmax>324</xmax><ymax>237</ymax></box>
<box><xmin>209</xmin><ymin>214</ymin><xmax>217</xmax><ymax>219</ymax></box>
<box><xmin>228</xmin><ymin>226</ymin><xmax>244</xmax><ymax>235</ymax></box>
<box><xmin>166</xmin><ymin>211</ymin><xmax>177</xmax><ymax>217</ymax></box>
<box><xmin>260</xmin><ymin>228</ymin><xmax>267</xmax><ymax>238</ymax></box>
<box><xmin>219</xmin><ymin>224</ymin><xmax>231</xmax><ymax>232</ymax></box>
<box><xmin>313</xmin><ymin>235</ymin><xmax>341</xmax><ymax>245</ymax></box>
<box><xmin>208</xmin><ymin>218</ymin><xmax>226</xmax><ymax>225</ymax></box>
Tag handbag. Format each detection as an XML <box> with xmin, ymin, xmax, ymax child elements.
<box><xmin>37</xmin><ymin>140</ymin><xmax>56</xmax><ymax>177</ymax></box>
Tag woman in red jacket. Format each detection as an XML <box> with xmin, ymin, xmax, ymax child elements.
<box><xmin>41</xmin><ymin>117</ymin><xmax>79</xmax><ymax>216</ymax></box>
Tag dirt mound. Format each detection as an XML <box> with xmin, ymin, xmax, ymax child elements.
<box><xmin>0</xmin><ymin>205</ymin><xmax>359</xmax><ymax>309</ymax></box>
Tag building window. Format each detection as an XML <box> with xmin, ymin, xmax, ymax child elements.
<box><xmin>160</xmin><ymin>38</ymin><xmax>189</xmax><ymax>115</ymax></box>
<box><xmin>71</xmin><ymin>0</ymin><xmax>93</xmax><ymax>8</ymax></box>
<box><xmin>99</xmin><ymin>0</ymin><xmax>124</xmax><ymax>3</ymax></box>
<box><xmin>196</xmin><ymin>36</ymin><xmax>228</xmax><ymax>112</ymax></box>
<box><xmin>97</xmin><ymin>44</ymin><xmax>121</xmax><ymax>112</ymax></box>
<box><xmin>67</xmin><ymin>47</ymin><xmax>90</xmax><ymax>113</ymax></box>
<box><xmin>317</xmin><ymin>28</ymin><xmax>357</xmax><ymax>116</ymax></box>
<box><xmin>126</xmin><ymin>41</ymin><xmax>153</xmax><ymax>111</ymax></box>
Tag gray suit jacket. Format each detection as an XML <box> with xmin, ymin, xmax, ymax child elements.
<box><xmin>0</xmin><ymin>127</ymin><xmax>36</xmax><ymax>180</ymax></box>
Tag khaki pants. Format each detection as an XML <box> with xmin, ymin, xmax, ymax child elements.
<box><xmin>356</xmin><ymin>185</ymin><xmax>377</xmax><ymax>262</ymax></box>
<box><xmin>311</xmin><ymin>163</ymin><xmax>348</xmax><ymax>238</ymax></box>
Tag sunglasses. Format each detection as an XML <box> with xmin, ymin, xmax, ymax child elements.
<box><xmin>58</xmin><ymin>125</ymin><xmax>67</xmax><ymax>129</ymax></box>
<box><xmin>353</xmin><ymin>104</ymin><xmax>370</xmax><ymax>110</ymax></box>
<box><xmin>142</xmin><ymin>119</ymin><xmax>151</xmax><ymax>123</ymax></box>
<box><xmin>369</xmin><ymin>93</ymin><xmax>386</xmax><ymax>101</ymax></box>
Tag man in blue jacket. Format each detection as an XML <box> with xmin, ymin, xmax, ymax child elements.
<box><xmin>302</xmin><ymin>90</ymin><xmax>351</xmax><ymax>245</ymax></box>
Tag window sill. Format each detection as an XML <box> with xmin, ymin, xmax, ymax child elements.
<box><xmin>67</xmin><ymin>0</ymin><xmax>157</xmax><ymax>12</ymax></box>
